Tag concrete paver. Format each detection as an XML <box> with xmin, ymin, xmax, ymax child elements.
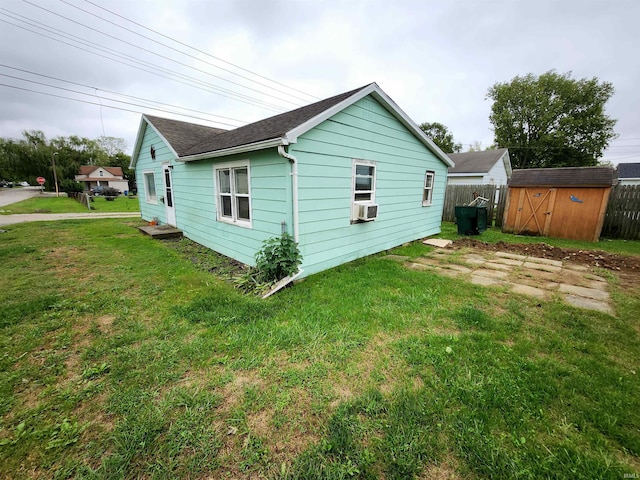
<box><xmin>401</xmin><ymin>244</ymin><xmax>615</xmax><ymax>315</ymax></box>
<box><xmin>495</xmin><ymin>251</ymin><xmax>527</xmax><ymax>261</ymax></box>
<box><xmin>509</xmin><ymin>283</ymin><xmax>546</xmax><ymax>299</ymax></box>
<box><xmin>523</xmin><ymin>261</ymin><xmax>562</xmax><ymax>273</ymax></box>
<box><xmin>563</xmin><ymin>295</ymin><xmax>613</xmax><ymax>315</ymax></box>
<box><xmin>558</xmin><ymin>284</ymin><xmax>610</xmax><ymax>301</ymax></box>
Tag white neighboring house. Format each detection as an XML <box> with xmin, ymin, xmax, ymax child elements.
<box><xmin>75</xmin><ymin>166</ymin><xmax>130</xmax><ymax>193</ymax></box>
<box><xmin>447</xmin><ymin>148</ymin><xmax>512</xmax><ymax>185</ymax></box>
<box><xmin>617</xmin><ymin>162</ymin><xmax>640</xmax><ymax>185</ymax></box>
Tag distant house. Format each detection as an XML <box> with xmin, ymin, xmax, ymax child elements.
<box><xmin>75</xmin><ymin>166</ymin><xmax>129</xmax><ymax>193</ymax></box>
<box><xmin>130</xmin><ymin>82</ymin><xmax>454</xmax><ymax>278</ymax></box>
<box><xmin>617</xmin><ymin>162</ymin><xmax>640</xmax><ymax>185</ymax></box>
<box><xmin>447</xmin><ymin>148</ymin><xmax>512</xmax><ymax>185</ymax></box>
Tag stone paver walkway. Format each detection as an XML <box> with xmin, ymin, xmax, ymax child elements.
<box><xmin>385</xmin><ymin>248</ymin><xmax>613</xmax><ymax>315</ymax></box>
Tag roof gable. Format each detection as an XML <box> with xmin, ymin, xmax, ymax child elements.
<box><xmin>509</xmin><ymin>166</ymin><xmax>617</xmax><ymax>187</ymax></box>
<box><xmin>183</xmin><ymin>85</ymin><xmax>369</xmax><ymax>157</ymax></box>
<box><xmin>131</xmin><ymin>83</ymin><xmax>454</xmax><ymax>169</ymax></box>
<box><xmin>447</xmin><ymin>149</ymin><xmax>509</xmax><ymax>174</ymax></box>
<box><xmin>77</xmin><ymin>166</ymin><xmax>124</xmax><ymax>177</ymax></box>
<box><xmin>618</xmin><ymin>162</ymin><xmax>640</xmax><ymax>179</ymax></box>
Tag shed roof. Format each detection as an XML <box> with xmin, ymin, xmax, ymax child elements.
<box><xmin>618</xmin><ymin>162</ymin><xmax>640</xmax><ymax>179</ymax></box>
<box><xmin>447</xmin><ymin>148</ymin><xmax>508</xmax><ymax>174</ymax></box>
<box><xmin>508</xmin><ymin>167</ymin><xmax>617</xmax><ymax>187</ymax></box>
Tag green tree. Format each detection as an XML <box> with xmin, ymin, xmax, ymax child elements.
<box><xmin>419</xmin><ymin>122</ymin><xmax>462</xmax><ymax>153</ymax></box>
<box><xmin>487</xmin><ymin>70</ymin><xmax>617</xmax><ymax>169</ymax></box>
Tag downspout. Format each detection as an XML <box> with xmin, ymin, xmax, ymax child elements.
<box><xmin>277</xmin><ymin>145</ymin><xmax>299</xmax><ymax>243</ymax></box>
<box><xmin>261</xmin><ymin>145</ymin><xmax>302</xmax><ymax>299</ymax></box>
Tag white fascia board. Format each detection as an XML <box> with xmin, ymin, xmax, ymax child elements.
<box><xmin>177</xmin><ymin>137</ymin><xmax>286</xmax><ymax>162</ymax></box>
<box><xmin>447</xmin><ymin>173</ymin><xmax>485</xmax><ymax>177</ymax></box>
<box><xmin>284</xmin><ymin>83</ymin><xmax>455</xmax><ymax>168</ymax></box>
<box><xmin>501</xmin><ymin>150</ymin><xmax>513</xmax><ymax>176</ymax></box>
<box><xmin>130</xmin><ymin>115</ymin><xmax>179</xmax><ymax>169</ymax></box>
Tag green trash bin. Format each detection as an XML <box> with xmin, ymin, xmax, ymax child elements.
<box><xmin>455</xmin><ymin>206</ymin><xmax>478</xmax><ymax>235</ymax></box>
<box><xmin>455</xmin><ymin>206</ymin><xmax>488</xmax><ymax>235</ymax></box>
<box><xmin>476</xmin><ymin>207</ymin><xmax>488</xmax><ymax>233</ymax></box>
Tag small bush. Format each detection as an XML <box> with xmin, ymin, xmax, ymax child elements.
<box><xmin>254</xmin><ymin>232</ymin><xmax>302</xmax><ymax>283</ymax></box>
<box><xmin>59</xmin><ymin>179</ymin><xmax>84</xmax><ymax>193</ymax></box>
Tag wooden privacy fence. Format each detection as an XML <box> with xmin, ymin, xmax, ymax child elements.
<box><xmin>442</xmin><ymin>184</ymin><xmax>508</xmax><ymax>227</ymax></box>
<box><xmin>601</xmin><ymin>185</ymin><xmax>640</xmax><ymax>240</ymax></box>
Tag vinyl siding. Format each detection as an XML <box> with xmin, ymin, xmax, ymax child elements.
<box><xmin>173</xmin><ymin>150</ymin><xmax>291</xmax><ymax>266</ymax></box>
<box><xmin>134</xmin><ymin>124</ymin><xmax>172</xmax><ymax>223</ymax></box>
<box><xmin>134</xmin><ymin>121</ymin><xmax>291</xmax><ymax>266</ymax></box>
<box><xmin>293</xmin><ymin>95</ymin><xmax>448</xmax><ymax>276</ymax></box>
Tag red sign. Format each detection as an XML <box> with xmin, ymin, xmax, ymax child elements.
<box><xmin>36</xmin><ymin>177</ymin><xmax>46</xmax><ymax>185</ymax></box>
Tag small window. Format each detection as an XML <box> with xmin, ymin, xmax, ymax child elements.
<box><xmin>423</xmin><ymin>171</ymin><xmax>435</xmax><ymax>206</ymax></box>
<box><xmin>215</xmin><ymin>161</ymin><xmax>251</xmax><ymax>227</ymax></box>
<box><xmin>144</xmin><ymin>171</ymin><xmax>157</xmax><ymax>203</ymax></box>
<box><xmin>351</xmin><ymin>159</ymin><xmax>377</xmax><ymax>222</ymax></box>
<box><xmin>99</xmin><ymin>170</ymin><xmax>104</xmax><ymax>177</ymax></box>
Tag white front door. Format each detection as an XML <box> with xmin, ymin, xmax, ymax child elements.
<box><xmin>163</xmin><ymin>165</ymin><xmax>176</xmax><ymax>226</ymax></box>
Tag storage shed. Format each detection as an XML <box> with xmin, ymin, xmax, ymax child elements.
<box><xmin>502</xmin><ymin>166</ymin><xmax>617</xmax><ymax>242</ymax></box>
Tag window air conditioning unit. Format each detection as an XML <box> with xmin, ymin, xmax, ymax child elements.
<box><xmin>358</xmin><ymin>203</ymin><xmax>378</xmax><ymax>221</ymax></box>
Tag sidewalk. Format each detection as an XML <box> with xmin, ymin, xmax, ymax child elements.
<box><xmin>0</xmin><ymin>212</ymin><xmax>141</xmax><ymax>227</ymax></box>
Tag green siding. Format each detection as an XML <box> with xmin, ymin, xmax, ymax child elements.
<box><xmin>135</xmin><ymin>92</ymin><xmax>448</xmax><ymax>278</ymax></box>
<box><xmin>135</xmin><ymin>121</ymin><xmax>291</xmax><ymax>266</ymax></box>
<box><xmin>293</xmin><ymin>95</ymin><xmax>448</xmax><ymax>276</ymax></box>
<box><xmin>134</xmin><ymin>124</ymin><xmax>171</xmax><ymax>224</ymax></box>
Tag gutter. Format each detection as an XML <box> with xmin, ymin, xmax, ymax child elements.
<box><xmin>178</xmin><ymin>138</ymin><xmax>285</xmax><ymax>162</ymax></box>
<box><xmin>277</xmin><ymin>145</ymin><xmax>299</xmax><ymax>243</ymax></box>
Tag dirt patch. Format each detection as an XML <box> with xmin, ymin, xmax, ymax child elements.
<box><xmin>453</xmin><ymin>238</ymin><xmax>640</xmax><ymax>273</ymax></box>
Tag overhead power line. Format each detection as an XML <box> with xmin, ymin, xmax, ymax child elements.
<box><xmin>82</xmin><ymin>0</ymin><xmax>319</xmax><ymax>102</ymax></box>
<box><xmin>0</xmin><ymin>12</ymin><xmax>286</xmax><ymax>112</ymax></box>
<box><xmin>0</xmin><ymin>82</ymin><xmax>239</xmax><ymax>127</ymax></box>
<box><xmin>61</xmin><ymin>0</ymin><xmax>316</xmax><ymax>104</ymax></box>
<box><xmin>0</xmin><ymin>64</ymin><xmax>247</xmax><ymax>125</ymax></box>
<box><xmin>22</xmin><ymin>0</ymin><xmax>304</xmax><ymax>108</ymax></box>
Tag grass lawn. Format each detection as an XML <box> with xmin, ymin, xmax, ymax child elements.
<box><xmin>0</xmin><ymin>195</ymin><xmax>140</xmax><ymax>214</ymax></box>
<box><xmin>0</xmin><ymin>219</ymin><xmax>638</xmax><ymax>479</ymax></box>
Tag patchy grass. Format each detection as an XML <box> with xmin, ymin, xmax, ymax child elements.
<box><xmin>0</xmin><ymin>218</ymin><xmax>638</xmax><ymax>479</ymax></box>
<box><xmin>0</xmin><ymin>195</ymin><xmax>139</xmax><ymax>214</ymax></box>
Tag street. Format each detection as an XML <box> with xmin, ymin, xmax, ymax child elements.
<box><xmin>0</xmin><ymin>186</ymin><xmax>45</xmax><ymax>208</ymax></box>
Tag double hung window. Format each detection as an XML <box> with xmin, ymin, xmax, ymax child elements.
<box><xmin>143</xmin><ymin>171</ymin><xmax>157</xmax><ymax>203</ymax></box>
<box><xmin>423</xmin><ymin>171</ymin><xmax>435</xmax><ymax>206</ymax></box>
<box><xmin>216</xmin><ymin>162</ymin><xmax>251</xmax><ymax>227</ymax></box>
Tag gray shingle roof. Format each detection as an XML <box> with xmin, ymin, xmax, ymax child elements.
<box><xmin>447</xmin><ymin>148</ymin><xmax>508</xmax><ymax>174</ymax></box>
<box><xmin>509</xmin><ymin>167</ymin><xmax>617</xmax><ymax>187</ymax></box>
<box><xmin>144</xmin><ymin>115</ymin><xmax>227</xmax><ymax>157</ymax></box>
<box><xmin>181</xmin><ymin>84</ymin><xmax>371</xmax><ymax>157</ymax></box>
<box><xmin>618</xmin><ymin>162</ymin><xmax>640</xmax><ymax>179</ymax></box>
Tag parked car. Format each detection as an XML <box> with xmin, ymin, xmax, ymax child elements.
<box><xmin>1</xmin><ymin>180</ymin><xmax>14</xmax><ymax>188</ymax></box>
<box><xmin>19</xmin><ymin>181</ymin><xmax>30</xmax><ymax>187</ymax></box>
<box><xmin>91</xmin><ymin>185</ymin><xmax>120</xmax><ymax>196</ymax></box>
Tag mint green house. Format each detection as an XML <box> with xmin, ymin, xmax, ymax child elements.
<box><xmin>131</xmin><ymin>83</ymin><xmax>454</xmax><ymax>278</ymax></box>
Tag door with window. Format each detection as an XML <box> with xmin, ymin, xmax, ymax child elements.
<box><xmin>163</xmin><ymin>165</ymin><xmax>176</xmax><ymax>226</ymax></box>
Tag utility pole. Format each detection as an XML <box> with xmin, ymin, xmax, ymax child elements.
<box><xmin>51</xmin><ymin>152</ymin><xmax>59</xmax><ymax>197</ymax></box>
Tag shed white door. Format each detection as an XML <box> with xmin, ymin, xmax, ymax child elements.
<box><xmin>163</xmin><ymin>165</ymin><xmax>176</xmax><ymax>227</ymax></box>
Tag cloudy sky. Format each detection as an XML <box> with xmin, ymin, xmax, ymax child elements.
<box><xmin>1</xmin><ymin>0</ymin><xmax>638</xmax><ymax>164</ymax></box>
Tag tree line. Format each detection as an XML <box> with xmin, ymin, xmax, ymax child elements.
<box><xmin>0</xmin><ymin>131</ymin><xmax>133</xmax><ymax>191</ymax></box>
<box><xmin>420</xmin><ymin>70</ymin><xmax>617</xmax><ymax>169</ymax></box>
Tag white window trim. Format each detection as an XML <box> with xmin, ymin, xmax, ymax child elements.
<box><xmin>351</xmin><ymin>159</ymin><xmax>377</xmax><ymax>222</ymax></box>
<box><xmin>423</xmin><ymin>171</ymin><xmax>435</xmax><ymax>206</ymax></box>
<box><xmin>214</xmin><ymin>159</ymin><xmax>252</xmax><ymax>228</ymax></box>
<box><xmin>143</xmin><ymin>170</ymin><xmax>158</xmax><ymax>204</ymax></box>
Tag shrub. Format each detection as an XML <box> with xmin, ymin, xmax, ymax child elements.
<box><xmin>59</xmin><ymin>179</ymin><xmax>84</xmax><ymax>193</ymax></box>
<box><xmin>254</xmin><ymin>232</ymin><xmax>302</xmax><ymax>283</ymax></box>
